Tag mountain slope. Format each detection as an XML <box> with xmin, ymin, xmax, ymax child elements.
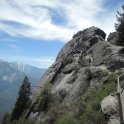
<box><xmin>0</xmin><ymin>60</ymin><xmax>46</xmax><ymax>121</ymax></box>
<box><xmin>21</xmin><ymin>27</ymin><xmax>124</xmax><ymax>124</ymax></box>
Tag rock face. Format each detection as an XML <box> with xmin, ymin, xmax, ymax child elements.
<box><xmin>107</xmin><ymin>32</ymin><xmax>119</xmax><ymax>46</ymax></box>
<box><xmin>29</xmin><ymin>26</ymin><xmax>124</xmax><ymax>123</ymax></box>
<box><xmin>38</xmin><ymin>26</ymin><xmax>124</xmax><ymax>101</ymax></box>
<box><xmin>40</xmin><ymin>27</ymin><xmax>106</xmax><ymax>85</ymax></box>
<box><xmin>87</xmin><ymin>41</ymin><xmax>124</xmax><ymax>69</ymax></box>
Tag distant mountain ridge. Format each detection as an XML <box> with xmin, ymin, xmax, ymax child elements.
<box><xmin>9</xmin><ymin>62</ymin><xmax>46</xmax><ymax>85</ymax></box>
<box><xmin>0</xmin><ymin>59</ymin><xmax>46</xmax><ymax>121</ymax></box>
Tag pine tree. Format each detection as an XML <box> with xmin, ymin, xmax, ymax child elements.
<box><xmin>11</xmin><ymin>76</ymin><xmax>31</xmax><ymax>121</ymax></box>
<box><xmin>115</xmin><ymin>4</ymin><xmax>124</xmax><ymax>46</ymax></box>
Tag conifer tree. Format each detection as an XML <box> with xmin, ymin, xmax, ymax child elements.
<box><xmin>115</xmin><ymin>4</ymin><xmax>124</xmax><ymax>46</ymax></box>
<box><xmin>11</xmin><ymin>76</ymin><xmax>31</xmax><ymax>121</ymax></box>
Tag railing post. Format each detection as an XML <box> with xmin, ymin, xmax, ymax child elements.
<box><xmin>117</xmin><ymin>92</ymin><xmax>124</xmax><ymax>124</ymax></box>
<box><xmin>117</xmin><ymin>74</ymin><xmax>124</xmax><ymax>124</ymax></box>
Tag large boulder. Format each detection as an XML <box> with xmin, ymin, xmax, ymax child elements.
<box><xmin>39</xmin><ymin>27</ymin><xmax>106</xmax><ymax>86</ymax></box>
<box><xmin>56</xmin><ymin>26</ymin><xmax>106</xmax><ymax>61</ymax></box>
<box><xmin>73</xmin><ymin>27</ymin><xmax>106</xmax><ymax>39</ymax></box>
<box><xmin>101</xmin><ymin>95</ymin><xmax>118</xmax><ymax>115</ymax></box>
<box><xmin>101</xmin><ymin>95</ymin><xmax>119</xmax><ymax>124</ymax></box>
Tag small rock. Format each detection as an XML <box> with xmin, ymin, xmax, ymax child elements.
<box><xmin>108</xmin><ymin>116</ymin><xmax>120</xmax><ymax>124</ymax></box>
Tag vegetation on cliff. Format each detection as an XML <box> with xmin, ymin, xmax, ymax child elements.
<box><xmin>115</xmin><ymin>4</ymin><xmax>124</xmax><ymax>46</ymax></box>
<box><xmin>8</xmin><ymin>73</ymin><xmax>116</xmax><ymax>124</ymax></box>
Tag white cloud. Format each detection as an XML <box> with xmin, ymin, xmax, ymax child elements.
<box><xmin>0</xmin><ymin>0</ymin><xmax>122</xmax><ymax>42</ymax></box>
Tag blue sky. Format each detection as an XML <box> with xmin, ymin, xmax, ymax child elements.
<box><xmin>0</xmin><ymin>0</ymin><xmax>123</xmax><ymax>68</ymax></box>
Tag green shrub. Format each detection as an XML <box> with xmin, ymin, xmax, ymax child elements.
<box><xmin>80</xmin><ymin>110</ymin><xmax>105</xmax><ymax>124</ymax></box>
<box><xmin>79</xmin><ymin>81</ymin><xmax>116</xmax><ymax>124</ymax></box>
<box><xmin>12</xmin><ymin>118</ymin><xmax>36</xmax><ymax>124</ymax></box>
<box><xmin>57</xmin><ymin>114</ymin><xmax>79</xmax><ymax>124</ymax></box>
<box><xmin>105</xmin><ymin>73</ymin><xmax>116</xmax><ymax>83</ymax></box>
<box><xmin>36</xmin><ymin>83</ymin><xmax>53</xmax><ymax>112</ymax></box>
<box><xmin>100</xmin><ymin>70</ymin><xmax>108</xmax><ymax>77</ymax></box>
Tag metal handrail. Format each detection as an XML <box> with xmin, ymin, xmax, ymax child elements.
<box><xmin>117</xmin><ymin>73</ymin><xmax>124</xmax><ymax>93</ymax></box>
<box><xmin>117</xmin><ymin>73</ymin><xmax>124</xmax><ymax>124</ymax></box>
